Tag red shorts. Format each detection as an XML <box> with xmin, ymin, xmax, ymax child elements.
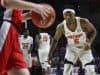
<box><xmin>0</xmin><ymin>25</ymin><xmax>27</xmax><ymax>74</ymax></box>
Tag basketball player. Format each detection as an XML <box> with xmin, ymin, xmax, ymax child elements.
<box><xmin>19</xmin><ymin>29</ymin><xmax>33</xmax><ymax>68</ymax></box>
<box><xmin>48</xmin><ymin>9</ymin><xmax>97</xmax><ymax>75</ymax></box>
<box><xmin>35</xmin><ymin>30</ymin><xmax>52</xmax><ymax>75</ymax></box>
<box><xmin>0</xmin><ymin>0</ymin><xmax>50</xmax><ymax>75</ymax></box>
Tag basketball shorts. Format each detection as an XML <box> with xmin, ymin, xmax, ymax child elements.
<box><xmin>64</xmin><ymin>46</ymin><xmax>94</xmax><ymax>66</ymax></box>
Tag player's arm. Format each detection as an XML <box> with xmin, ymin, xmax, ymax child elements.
<box><xmin>3</xmin><ymin>0</ymin><xmax>50</xmax><ymax>20</ymax></box>
<box><xmin>81</xmin><ymin>18</ymin><xmax>97</xmax><ymax>45</ymax></box>
<box><xmin>28</xmin><ymin>44</ymin><xmax>33</xmax><ymax>54</ymax></box>
<box><xmin>3</xmin><ymin>0</ymin><xmax>40</xmax><ymax>10</ymax></box>
<box><xmin>48</xmin><ymin>23</ymin><xmax>64</xmax><ymax>60</ymax></box>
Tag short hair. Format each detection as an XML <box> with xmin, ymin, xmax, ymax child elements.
<box><xmin>63</xmin><ymin>9</ymin><xmax>75</xmax><ymax>15</ymax></box>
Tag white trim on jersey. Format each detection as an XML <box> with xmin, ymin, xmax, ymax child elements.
<box><xmin>0</xmin><ymin>9</ymin><xmax>12</xmax><ymax>51</ymax></box>
<box><xmin>75</xmin><ymin>17</ymin><xmax>82</xmax><ymax>31</ymax></box>
<box><xmin>0</xmin><ymin>21</ymin><xmax>11</xmax><ymax>51</ymax></box>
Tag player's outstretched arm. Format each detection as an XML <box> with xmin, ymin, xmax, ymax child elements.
<box><xmin>48</xmin><ymin>23</ymin><xmax>64</xmax><ymax>61</ymax></box>
<box><xmin>3</xmin><ymin>0</ymin><xmax>50</xmax><ymax>20</ymax></box>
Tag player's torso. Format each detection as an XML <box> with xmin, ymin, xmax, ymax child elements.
<box><xmin>38</xmin><ymin>33</ymin><xmax>50</xmax><ymax>49</ymax></box>
<box><xmin>63</xmin><ymin>17</ymin><xmax>86</xmax><ymax>47</ymax></box>
<box><xmin>19</xmin><ymin>35</ymin><xmax>33</xmax><ymax>53</ymax></box>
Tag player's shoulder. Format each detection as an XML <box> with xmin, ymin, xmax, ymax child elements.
<box><xmin>28</xmin><ymin>35</ymin><xmax>32</xmax><ymax>38</ymax></box>
<box><xmin>80</xmin><ymin>17</ymin><xmax>90</xmax><ymax>23</ymax></box>
<box><xmin>19</xmin><ymin>35</ymin><xmax>24</xmax><ymax>38</ymax></box>
<box><xmin>57</xmin><ymin>21</ymin><xmax>64</xmax><ymax>29</ymax></box>
<box><xmin>56</xmin><ymin>21</ymin><xmax>64</xmax><ymax>34</ymax></box>
<box><xmin>28</xmin><ymin>36</ymin><xmax>33</xmax><ymax>39</ymax></box>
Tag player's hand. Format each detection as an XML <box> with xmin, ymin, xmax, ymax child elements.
<box><xmin>84</xmin><ymin>42</ymin><xmax>91</xmax><ymax>50</ymax></box>
<box><xmin>34</xmin><ymin>4</ymin><xmax>50</xmax><ymax>20</ymax></box>
<box><xmin>48</xmin><ymin>59</ymin><xmax>52</xmax><ymax>65</ymax></box>
<box><xmin>48</xmin><ymin>56</ymin><xmax>52</xmax><ymax>65</ymax></box>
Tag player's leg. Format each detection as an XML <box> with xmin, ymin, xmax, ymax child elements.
<box><xmin>38</xmin><ymin>49</ymin><xmax>47</xmax><ymax>75</ymax></box>
<box><xmin>6</xmin><ymin>36</ymin><xmax>30</xmax><ymax>75</ymax></box>
<box><xmin>80</xmin><ymin>50</ymin><xmax>96</xmax><ymax>75</ymax></box>
<box><xmin>27</xmin><ymin>53</ymin><xmax>32</xmax><ymax>68</ymax></box>
<box><xmin>41</xmin><ymin>58</ymin><xmax>50</xmax><ymax>75</ymax></box>
<box><xmin>7</xmin><ymin>53</ymin><xmax>30</xmax><ymax>75</ymax></box>
<box><xmin>27</xmin><ymin>53</ymin><xmax>33</xmax><ymax>75</ymax></box>
<box><xmin>63</xmin><ymin>48</ymin><xmax>78</xmax><ymax>75</ymax></box>
<box><xmin>44</xmin><ymin>49</ymin><xmax>51</xmax><ymax>75</ymax></box>
<box><xmin>43</xmin><ymin>61</ymin><xmax>51</xmax><ymax>75</ymax></box>
<box><xmin>63</xmin><ymin>63</ymin><xmax>73</xmax><ymax>75</ymax></box>
<box><xmin>7</xmin><ymin>68</ymin><xmax>30</xmax><ymax>75</ymax></box>
<box><xmin>38</xmin><ymin>49</ymin><xmax>45</xmax><ymax>64</ymax></box>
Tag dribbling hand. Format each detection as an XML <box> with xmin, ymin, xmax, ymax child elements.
<box><xmin>34</xmin><ymin>4</ymin><xmax>50</xmax><ymax>20</ymax></box>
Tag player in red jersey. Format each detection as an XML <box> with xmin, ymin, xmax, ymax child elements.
<box><xmin>0</xmin><ymin>0</ymin><xmax>50</xmax><ymax>75</ymax></box>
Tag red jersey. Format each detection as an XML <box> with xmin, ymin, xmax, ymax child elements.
<box><xmin>0</xmin><ymin>0</ymin><xmax>27</xmax><ymax>74</ymax></box>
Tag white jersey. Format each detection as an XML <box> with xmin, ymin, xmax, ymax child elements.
<box><xmin>63</xmin><ymin>17</ymin><xmax>86</xmax><ymax>47</ymax></box>
<box><xmin>19</xmin><ymin>35</ymin><xmax>33</xmax><ymax>53</ymax></box>
<box><xmin>19</xmin><ymin>35</ymin><xmax>33</xmax><ymax>67</ymax></box>
<box><xmin>38</xmin><ymin>33</ymin><xmax>51</xmax><ymax>69</ymax></box>
<box><xmin>38</xmin><ymin>33</ymin><xmax>50</xmax><ymax>49</ymax></box>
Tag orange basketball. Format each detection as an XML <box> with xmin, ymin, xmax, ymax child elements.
<box><xmin>31</xmin><ymin>4</ymin><xmax>56</xmax><ymax>28</ymax></box>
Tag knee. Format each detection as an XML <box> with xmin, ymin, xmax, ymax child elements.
<box><xmin>63</xmin><ymin>64</ymin><xmax>73</xmax><ymax>75</ymax></box>
<box><xmin>19</xmin><ymin>69</ymin><xmax>30</xmax><ymax>75</ymax></box>
<box><xmin>8</xmin><ymin>68</ymin><xmax>30</xmax><ymax>75</ymax></box>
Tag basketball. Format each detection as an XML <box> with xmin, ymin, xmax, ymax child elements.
<box><xmin>31</xmin><ymin>4</ymin><xmax>56</xmax><ymax>28</ymax></box>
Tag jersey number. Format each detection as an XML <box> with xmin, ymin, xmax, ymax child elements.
<box><xmin>74</xmin><ymin>38</ymin><xmax>79</xmax><ymax>44</ymax></box>
<box><xmin>22</xmin><ymin>43</ymin><xmax>28</xmax><ymax>49</ymax></box>
<box><xmin>42</xmin><ymin>35</ymin><xmax>48</xmax><ymax>41</ymax></box>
